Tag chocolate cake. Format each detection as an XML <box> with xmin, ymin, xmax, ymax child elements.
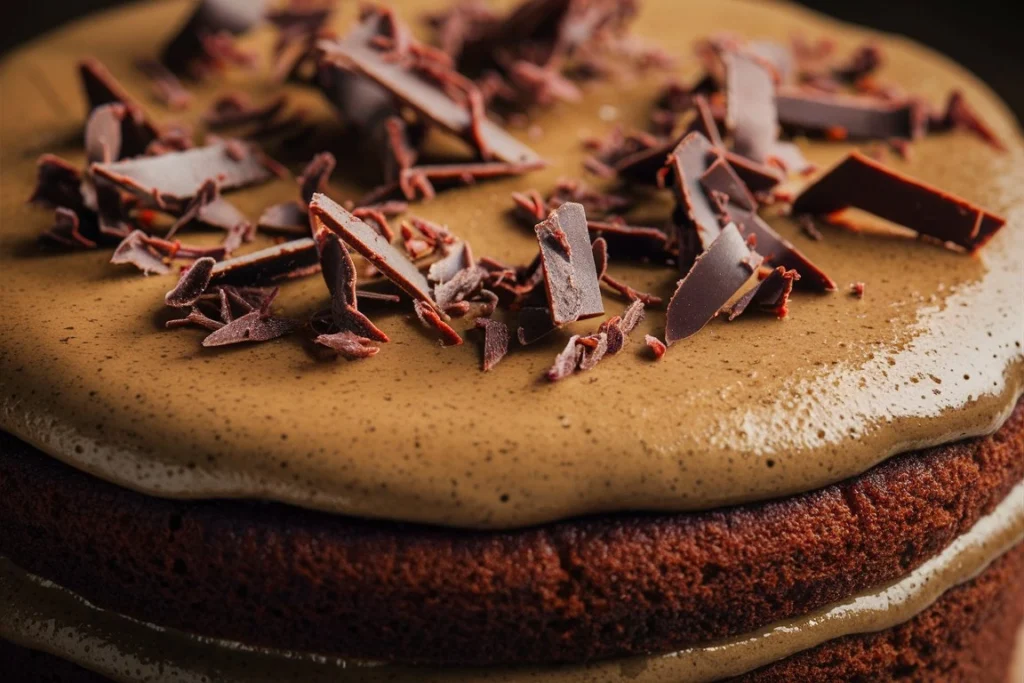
<box><xmin>0</xmin><ymin>0</ymin><xmax>1021</xmax><ymax>681</ymax></box>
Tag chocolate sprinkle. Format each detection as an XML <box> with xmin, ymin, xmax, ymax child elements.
<box><xmin>474</xmin><ymin>318</ymin><xmax>509</xmax><ymax>371</ymax></box>
<box><xmin>792</xmin><ymin>151</ymin><xmax>1006</xmax><ymax>252</ymax></box>
<box><xmin>315</xmin><ymin>331</ymin><xmax>380</xmax><ymax>359</ymax></box>
<box><xmin>165</xmin><ymin>257</ymin><xmax>216</xmax><ymax>307</ymax></box>
<box><xmin>665</xmin><ymin>223</ymin><xmax>762</xmax><ymax>345</ymax></box>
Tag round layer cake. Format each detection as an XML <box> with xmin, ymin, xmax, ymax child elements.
<box><xmin>0</xmin><ymin>0</ymin><xmax>1022</xmax><ymax>681</ymax></box>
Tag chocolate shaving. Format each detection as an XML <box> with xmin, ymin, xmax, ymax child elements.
<box><xmin>722</xmin><ymin>151</ymin><xmax>784</xmax><ymax>196</ymax></box>
<box><xmin>314</xmin><ymin>225</ymin><xmax>390</xmax><ymax>343</ymax></box>
<box><xmin>299</xmin><ymin>152</ymin><xmax>336</xmax><ymax>205</ymax></box>
<box><xmin>434</xmin><ymin>266</ymin><xmax>486</xmax><ymax>311</ymax></box>
<box><xmin>315</xmin><ymin>331</ymin><xmax>380</xmax><ymax>359</ymax></box>
<box><xmin>40</xmin><ymin>207</ymin><xmax>97</xmax><ymax>250</ymax></box>
<box><xmin>791</xmin><ymin>151</ymin><xmax>1006</xmax><ymax>252</ymax></box>
<box><xmin>668</xmin><ymin>132</ymin><xmax>728</xmax><ymax>250</ymax></box>
<box><xmin>134</xmin><ymin>58</ymin><xmax>193</xmax><ymax>110</ymax></box>
<box><xmin>665</xmin><ymin>223</ymin><xmax>762</xmax><ymax>345</ymax></box>
<box><xmin>79</xmin><ymin>58</ymin><xmax>147</xmax><ymax>114</ymax></box>
<box><xmin>309</xmin><ymin>193</ymin><xmax>437</xmax><ymax>308</ymax></box>
<box><xmin>930</xmin><ymin>90</ymin><xmax>1006</xmax><ymax>152</ymax></box>
<box><xmin>111</xmin><ymin>230</ymin><xmax>174</xmax><ymax>275</ymax></box>
<box><xmin>577</xmin><ymin>332</ymin><xmax>609</xmax><ymax>372</ymax></box>
<box><xmin>161</xmin><ymin>0</ymin><xmax>264</xmax><ymax>78</ymax></box>
<box><xmin>545</xmin><ymin>335</ymin><xmax>583</xmax><ymax>382</ymax></box>
<box><xmin>319</xmin><ymin>35</ymin><xmax>542</xmax><ymax>165</ymax></box>
<box><xmin>165</xmin><ymin>257</ymin><xmax>216</xmax><ymax>307</ymax></box>
<box><xmin>167</xmin><ymin>179</ymin><xmax>250</xmax><ymax>239</ymax></box>
<box><xmin>202</xmin><ymin>309</ymin><xmax>299</xmax><ymax>347</ymax></box>
<box><xmin>428</xmin><ymin>241</ymin><xmax>474</xmax><ymax>283</ymax></box>
<box><xmin>724</xmin><ymin>50</ymin><xmax>778</xmax><ymax>162</ymax></box>
<box><xmin>516</xmin><ymin>305</ymin><xmax>557</xmax><ymax>345</ymax></box>
<box><xmin>364</xmin><ymin>160</ymin><xmax>546</xmax><ymax>203</ymax></box>
<box><xmin>644</xmin><ymin>334</ymin><xmax>666</xmax><ymax>359</ymax></box>
<box><xmin>91</xmin><ymin>142</ymin><xmax>274</xmax><ymax>212</ymax></box>
<box><xmin>258</xmin><ymin>201</ymin><xmax>309</xmax><ymax>235</ymax></box>
<box><xmin>727</xmin><ymin>266</ymin><xmax>798</xmax><ymax>320</ymax></box>
<box><xmin>30</xmin><ymin>155</ymin><xmax>87</xmax><ymax>212</ymax></box>
<box><xmin>776</xmin><ymin>88</ymin><xmax>926</xmax><ymax>141</ymax></box>
<box><xmin>591</xmin><ymin>237</ymin><xmax>608</xmax><ymax>278</ymax></box>
<box><xmin>204</xmin><ymin>93</ymin><xmax>289</xmax><ymax>128</ymax></box>
<box><xmin>413</xmin><ymin>299</ymin><xmax>463</xmax><ymax>345</ymax></box>
<box><xmin>474</xmin><ymin>317</ymin><xmax>509</xmax><ymax>371</ymax></box>
<box><xmin>209</xmin><ymin>238</ymin><xmax>320</xmax><ymax>287</ymax></box>
<box><xmin>699</xmin><ymin>156</ymin><xmax>756</xmax><ymax>211</ymax></box>
<box><xmin>534</xmin><ymin>202</ymin><xmax>604</xmax><ymax>325</ymax></box>
<box><xmin>84</xmin><ymin>103</ymin><xmax>151</xmax><ymax>163</ymax></box>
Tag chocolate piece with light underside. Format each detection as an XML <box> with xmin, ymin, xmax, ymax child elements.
<box><xmin>318</xmin><ymin>38</ymin><xmax>541</xmax><ymax>166</ymax></box>
<box><xmin>776</xmin><ymin>88</ymin><xmax>926</xmax><ymax>140</ymax></box>
<box><xmin>309</xmin><ymin>193</ymin><xmax>437</xmax><ymax>308</ymax></box>
<box><xmin>84</xmin><ymin>103</ymin><xmax>154</xmax><ymax>163</ymax></box>
<box><xmin>792</xmin><ymin>151</ymin><xmax>1006</xmax><ymax>252</ymax></box>
<box><xmin>724</xmin><ymin>50</ymin><xmax>778</xmax><ymax>162</ymax></box>
<box><xmin>534</xmin><ymin>202</ymin><xmax>604</xmax><ymax>325</ymax></box>
<box><xmin>665</xmin><ymin>223</ymin><xmax>762</xmax><ymax>345</ymax></box>
<box><xmin>90</xmin><ymin>142</ymin><xmax>273</xmax><ymax>213</ymax></box>
<box><xmin>209</xmin><ymin>238</ymin><xmax>320</xmax><ymax>287</ymax></box>
<box><xmin>722</xmin><ymin>203</ymin><xmax>836</xmax><ymax>291</ymax></box>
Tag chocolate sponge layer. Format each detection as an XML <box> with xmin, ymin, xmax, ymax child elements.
<box><xmin>0</xmin><ymin>400</ymin><xmax>1021</xmax><ymax>666</ymax></box>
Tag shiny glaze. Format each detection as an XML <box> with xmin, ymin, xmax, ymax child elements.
<box><xmin>0</xmin><ymin>0</ymin><xmax>1021</xmax><ymax>529</ymax></box>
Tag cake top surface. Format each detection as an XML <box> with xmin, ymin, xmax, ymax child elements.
<box><xmin>0</xmin><ymin>0</ymin><xmax>1021</xmax><ymax>529</ymax></box>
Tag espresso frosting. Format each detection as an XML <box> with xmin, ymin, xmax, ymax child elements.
<box><xmin>2</xmin><ymin>479</ymin><xmax>1021</xmax><ymax>682</ymax></box>
<box><xmin>0</xmin><ymin>0</ymin><xmax>1021</xmax><ymax>529</ymax></box>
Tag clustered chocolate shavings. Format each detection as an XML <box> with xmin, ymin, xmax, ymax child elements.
<box><xmin>792</xmin><ymin>151</ymin><xmax>1006</xmax><ymax>252</ymax></box>
<box><xmin>27</xmin><ymin>1</ymin><xmax>1012</xmax><ymax>372</ymax></box>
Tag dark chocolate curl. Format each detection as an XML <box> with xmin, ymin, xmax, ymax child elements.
<box><xmin>165</xmin><ymin>257</ymin><xmax>216</xmax><ymax>307</ymax></box>
<box><xmin>665</xmin><ymin>224</ymin><xmax>761</xmax><ymax>345</ymax></box>
<box><xmin>792</xmin><ymin>151</ymin><xmax>1006</xmax><ymax>252</ymax></box>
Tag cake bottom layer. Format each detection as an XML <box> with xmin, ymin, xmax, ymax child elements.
<box><xmin>2</xmin><ymin>543</ymin><xmax>1022</xmax><ymax>683</ymax></box>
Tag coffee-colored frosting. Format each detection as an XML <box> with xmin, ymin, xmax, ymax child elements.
<box><xmin>0</xmin><ymin>0</ymin><xmax>1021</xmax><ymax>529</ymax></box>
<box><xmin>2</xmin><ymin>480</ymin><xmax>1020</xmax><ymax>682</ymax></box>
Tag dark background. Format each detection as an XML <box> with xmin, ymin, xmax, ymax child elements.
<box><xmin>2</xmin><ymin>1</ymin><xmax>1020</xmax><ymax>121</ymax></box>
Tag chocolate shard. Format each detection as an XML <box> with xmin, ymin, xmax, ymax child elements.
<box><xmin>202</xmin><ymin>310</ymin><xmax>299</xmax><ymax>347</ymax></box>
<box><xmin>721</xmin><ymin>203</ymin><xmax>835</xmax><ymax>291</ymax></box>
<box><xmin>434</xmin><ymin>266</ymin><xmax>486</xmax><ymax>311</ymax></box>
<box><xmin>534</xmin><ymin>202</ymin><xmax>604</xmax><ymax>325</ymax></box>
<box><xmin>791</xmin><ymin>151</ymin><xmax>1006</xmax><ymax>252</ymax></box>
<box><xmin>766</xmin><ymin>141</ymin><xmax>815</xmax><ymax>176</ymax></box>
<box><xmin>428</xmin><ymin>241</ymin><xmax>474</xmax><ymax>284</ymax></box>
<box><xmin>167</xmin><ymin>179</ymin><xmax>250</xmax><ymax>237</ymax></box>
<box><xmin>258</xmin><ymin>201</ymin><xmax>309</xmax><ymax>235</ymax></box>
<box><xmin>30</xmin><ymin>155</ymin><xmax>87</xmax><ymax>212</ymax></box>
<box><xmin>546</xmin><ymin>335</ymin><xmax>583</xmax><ymax>382</ymax></box>
<box><xmin>318</xmin><ymin>36</ymin><xmax>542</xmax><ymax>165</ymax></box>
<box><xmin>204</xmin><ymin>93</ymin><xmax>289</xmax><ymax>128</ymax></box>
<box><xmin>727</xmin><ymin>266</ymin><xmax>798</xmax><ymax>320</ymax></box>
<box><xmin>134</xmin><ymin>58</ymin><xmax>193</xmax><ymax>110</ymax></box>
<box><xmin>619</xmin><ymin>298</ymin><xmax>646</xmax><ymax>335</ymax></box>
<box><xmin>315</xmin><ymin>330</ymin><xmax>380</xmax><ymax>359</ymax></box>
<box><xmin>591</xmin><ymin>237</ymin><xmax>608</xmax><ymax>278</ymax></box>
<box><xmin>687</xmin><ymin>94</ymin><xmax>725</xmax><ymax>148</ymax></box>
<box><xmin>722</xmin><ymin>151</ymin><xmax>784</xmax><ymax>195</ymax></box>
<box><xmin>724</xmin><ymin>50</ymin><xmax>778</xmax><ymax>162</ymax></box>
<box><xmin>110</xmin><ymin>230</ymin><xmax>173</xmax><ymax>275</ymax></box>
<box><xmin>91</xmin><ymin>142</ymin><xmax>273</xmax><ymax>213</ymax></box>
<box><xmin>309</xmin><ymin>193</ymin><xmax>437</xmax><ymax>308</ymax></box>
<box><xmin>41</xmin><ymin>207</ymin><xmax>97</xmax><ymax>250</ymax></box>
<box><xmin>79</xmin><ymin>58</ymin><xmax>145</xmax><ymax>113</ymax></box>
<box><xmin>209</xmin><ymin>238</ymin><xmax>320</xmax><ymax>287</ymax></box>
<box><xmin>165</xmin><ymin>257</ymin><xmax>216</xmax><ymax>307</ymax></box>
<box><xmin>776</xmin><ymin>88</ymin><xmax>926</xmax><ymax>141</ymax></box>
<box><xmin>313</xmin><ymin>223</ymin><xmax>390</xmax><ymax>343</ymax></box>
<box><xmin>668</xmin><ymin>132</ymin><xmax>727</xmax><ymax>251</ymax></box>
<box><xmin>299</xmin><ymin>152</ymin><xmax>336</xmax><ymax>205</ymax></box>
<box><xmin>930</xmin><ymin>90</ymin><xmax>1006</xmax><ymax>152</ymax></box>
<box><xmin>84</xmin><ymin>104</ymin><xmax>125</xmax><ymax>164</ymax></box>
<box><xmin>665</xmin><ymin>223</ymin><xmax>762</xmax><ymax>345</ymax></box>
<box><xmin>577</xmin><ymin>332</ymin><xmax>609</xmax><ymax>372</ymax></box>
<box><xmin>700</xmin><ymin>156</ymin><xmax>756</xmax><ymax>211</ymax></box>
<box><xmin>474</xmin><ymin>317</ymin><xmax>509</xmax><ymax>371</ymax></box>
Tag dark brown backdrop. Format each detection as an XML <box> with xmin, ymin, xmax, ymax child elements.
<box><xmin>1</xmin><ymin>1</ymin><xmax>1020</xmax><ymax>121</ymax></box>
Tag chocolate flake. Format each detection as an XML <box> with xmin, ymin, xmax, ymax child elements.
<box><xmin>30</xmin><ymin>155</ymin><xmax>86</xmax><ymax>211</ymax></box>
<box><xmin>258</xmin><ymin>201</ymin><xmax>309</xmax><ymax>235</ymax></box>
<box><xmin>202</xmin><ymin>309</ymin><xmax>299</xmax><ymax>347</ymax></box>
<box><xmin>134</xmin><ymin>58</ymin><xmax>193</xmax><ymax>110</ymax></box>
<box><xmin>91</xmin><ymin>142</ymin><xmax>274</xmax><ymax>212</ymax></box>
<box><xmin>546</xmin><ymin>335</ymin><xmax>583</xmax><ymax>382</ymax></box>
<box><xmin>111</xmin><ymin>230</ymin><xmax>173</xmax><ymax>275</ymax></box>
<box><xmin>428</xmin><ymin>241</ymin><xmax>474</xmax><ymax>284</ymax></box>
<box><xmin>930</xmin><ymin>90</ymin><xmax>1006</xmax><ymax>152</ymax></box>
<box><xmin>309</xmin><ymin>193</ymin><xmax>437</xmax><ymax>308</ymax></box>
<box><xmin>314</xmin><ymin>225</ymin><xmax>389</xmax><ymax>343</ymax></box>
<box><xmin>204</xmin><ymin>93</ymin><xmax>289</xmax><ymax>128</ymax></box>
<box><xmin>727</xmin><ymin>266</ymin><xmax>798</xmax><ymax>320</ymax></box>
<box><xmin>41</xmin><ymin>207</ymin><xmax>97</xmax><ymax>250</ymax></box>
<box><xmin>165</xmin><ymin>257</ymin><xmax>216</xmax><ymax>307</ymax></box>
<box><xmin>724</xmin><ymin>51</ymin><xmax>778</xmax><ymax>162</ymax></box>
<box><xmin>668</xmin><ymin>132</ymin><xmax>728</xmax><ymax>250</ymax></box>
<box><xmin>534</xmin><ymin>202</ymin><xmax>604</xmax><ymax>325</ymax></box>
<box><xmin>665</xmin><ymin>223</ymin><xmax>762</xmax><ymax>345</ymax></box>
<box><xmin>299</xmin><ymin>152</ymin><xmax>336</xmax><ymax>205</ymax></box>
<box><xmin>699</xmin><ymin>156</ymin><xmax>756</xmax><ymax>211</ymax></box>
<box><xmin>315</xmin><ymin>331</ymin><xmax>380</xmax><ymax>359</ymax></box>
<box><xmin>167</xmin><ymin>179</ymin><xmax>251</xmax><ymax>240</ymax></box>
<box><xmin>577</xmin><ymin>333</ymin><xmax>609</xmax><ymax>372</ymax></box>
<box><xmin>723</xmin><ymin>151</ymin><xmax>784</xmax><ymax>196</ymax></box>
<box><xmin>413</xmin><ymin>299</ymin><xmax>463</xmax><ymax>345</ymax></box>
<box><xmin>644</xmin><ymin>334</ymin><xmax>666</xmax><ymax>359</ymax></box>
<box><xmin>209</xmin><ymin>238</ymin><xmax>320</xmax><ymax>287</ymax></box>
<box><xmin>474</xmin><ymin>317</ymin><xmax>509</xmax><ymax>371</ymax></box>
<box><xmin>791</xmin><ymin>151</ymin><xmax>1006</xmax><ymax>252</ymax></box>
<box><xmin>160</xmin><ymin>0</ymin><xmax>264</xmax><ymax>78</ymax></box>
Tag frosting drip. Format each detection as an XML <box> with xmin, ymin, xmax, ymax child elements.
<box><xmin>0</xmin><ymin>0</ymin><xmax>1021</xmax><ymax>528</ymax></box>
